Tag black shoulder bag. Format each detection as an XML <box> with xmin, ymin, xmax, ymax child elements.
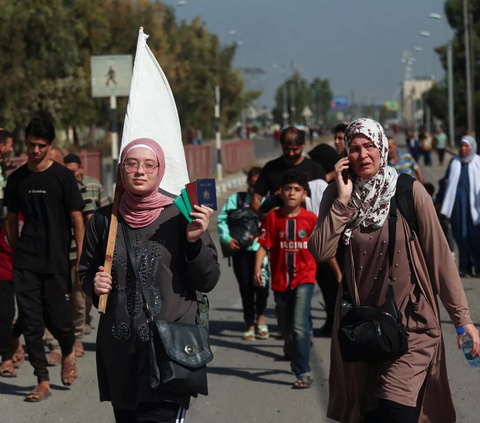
<box><xmin>122</xmin><ymin>222</ymin><xmax>213</xmax><ymax>396</ymax></box>
<box><xmin>338</xmin><ymin>197</ymin><xmax>409</xmax><ymax>363</ymax></box>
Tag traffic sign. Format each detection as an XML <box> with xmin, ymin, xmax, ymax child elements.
<box><xmin>385</xmin><ymin>100</ymin><xmax>399</xmax><ymax>111</ymax></box>
<box><xmin>331</xmin><ymin>96</ymin><xmax>349</xmax><ymax>110</ymax></box>
<box><xmin>91</xmin><ymin>55</ymin><xmax>133</xmax><ymax>98</ymax></box>
<box><xmin>301</xmin><ymin>106</ymin><xmax>313</xmax><ymax>118</ymax></box>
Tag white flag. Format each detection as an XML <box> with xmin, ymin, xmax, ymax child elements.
<box><xmin>120</xmin><ymin>27</ymin><xmax>189</xmax><ymax>196</ymax></box>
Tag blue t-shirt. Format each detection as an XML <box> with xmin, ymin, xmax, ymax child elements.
<box><xmin>388</xmin><ymin>152</ymin><xmax>419</xmax><ymax>178</ymax></box>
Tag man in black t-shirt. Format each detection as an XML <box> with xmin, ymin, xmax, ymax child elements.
<box><xmin>251</xmin><ymin>126</ymin><xmax>325</xmax><ymax>220</ymax></box>
<box><xmin>308</xmin><ymin>122</ymin><xmax>347</xmax><ymax>183</ymax></box>
<box><xmin>4</xmin><ymin>118</ymin><xmax>85</xmax><ymax>402</ymax></box>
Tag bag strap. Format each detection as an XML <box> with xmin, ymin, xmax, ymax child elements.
<box><xmin>121</xmin><ymin>221</ymin><xmax>154</xmax><ymax>322</ymax></box>
<box><xmin>395</xmin><ymin>174</ymin><xmax>417</xmax><ymax>240</ymax></box>
<box><xmin>387</xmin><ymin>197</ymin><xmax>398</xmax><ymax>296</ymax></box>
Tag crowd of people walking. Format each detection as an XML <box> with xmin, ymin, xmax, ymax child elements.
<box><xmin>0</xmin><ymin>116</ymin><xmax>479</xmax><ymax>423</ymax></box>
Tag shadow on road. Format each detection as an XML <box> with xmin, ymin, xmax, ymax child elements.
<box><xmin>211</xmin><ymin>307</ymin><xmax>278</xmax><ymax>320</ymax></box>
<box><xmin>0</xmin><ymin>381</ymin><xmax>31</xmax><ymax>397</ymax></box>
<box><xmin>207</xmin><ymin>366</ymin><xmax>292</xmax><ymax>386</ymax></box>
<box><xmin>0</xmin><ymin>381</ymin><xmax>71</xmax><ymax>398</ymax></box>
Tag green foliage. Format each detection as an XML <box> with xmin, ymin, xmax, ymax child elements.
<box><xmin>425</xmin><ymin>0</ymin><xmax>480</xmax><ymax>129</ymax></box>
<box><xmin>272</xmin><ymin>72</ymin><xmax>333</xmax><ymax>126</ymax></box>
<box><xmin>0</xmin><ymin>0</ymin><xmax>254</xmax><ymax>144</ymax></box>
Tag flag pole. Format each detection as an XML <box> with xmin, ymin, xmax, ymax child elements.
<box><xmin>98</xmin><ymin>169</ymin><xmax>123</xmax><ymax>313</ymax></box>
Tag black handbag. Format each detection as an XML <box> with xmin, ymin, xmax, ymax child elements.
<box><xmin>338</xmin><ymin>197</ymin><xmax>409</xmax><ymax>363</ymax></box>
<box><xmin>122</xmin><ymin>222</ymin><xmax>213</xmax><ymax>396</ymax></box>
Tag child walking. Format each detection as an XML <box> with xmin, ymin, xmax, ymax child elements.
<box><xmin>217</xmin><ymin>167</ymin><xmax>270</xmax><ymax>340</ymax></box>
<box><xmin>254</xmin><ymin>170</ymin><xmax>317</xmax><ymax>388</ymax></box>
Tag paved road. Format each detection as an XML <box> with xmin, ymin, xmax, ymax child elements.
<box><xmin>2</xmin><ymin>137</ymin><xmax>480</xmax><ymax>423</ymax></box>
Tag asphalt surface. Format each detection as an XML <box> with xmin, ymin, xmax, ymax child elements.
<box><xmin>1</xmin><ymin>136</ymin><xmax>480</xmax><ymax>423</ymax></box>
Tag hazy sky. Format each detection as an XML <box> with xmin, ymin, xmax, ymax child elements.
<box><xmin>164</xmin><ymin>0</ymin><xmax>449</xmax><ymax>108</ymax></box>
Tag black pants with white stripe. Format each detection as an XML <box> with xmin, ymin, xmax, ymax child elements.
<box><xmin>113</xmin><ymin>402</ymin><xmax>186</xmax><ymax>423</ymax></box>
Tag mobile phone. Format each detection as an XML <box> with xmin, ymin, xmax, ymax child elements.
<box><xmin>342</xmin><ymin>161</ymin><xmax>353</xmax><ymax>184</ymax></box>
<box><xmin>348</xmin><ymin>163</ymin><xmax>354</xmax><ymax>175</ymax></box>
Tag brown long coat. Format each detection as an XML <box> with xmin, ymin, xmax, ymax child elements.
<box><xmin>308</xmin><ymin>181</ymin><xmax>473</xmax><ymax>423</ymax></box>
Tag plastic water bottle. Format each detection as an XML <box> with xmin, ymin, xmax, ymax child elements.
<box><xmin>456</xmin><ymin>327</ymin><xmax>480</xmax><ymax>367</ymax></box>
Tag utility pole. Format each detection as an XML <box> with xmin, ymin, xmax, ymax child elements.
<box><xmin>282</xmin><ymin>83</ymin><xmax>288</xmax><ymax>127</ymax></box>
<box><xmin>448</xmin><ymin>40</ymin><xmax>455</xmax><ymax>145</ymax></box>
<box><xmin>426</xmin><ymin>105</ymin><xmax>431</xmax><ymax>134</ymax></box>
<box><xmin>290</xmin><ymin>79</ymin><xmax>296</xmax><ymax>125</ymax></box>
<box><xmin>290</xmin><ymin>61</ymin><xmax>296</xmax><ymax>124</ymax></box>
<box><xmin>464</xmin><ymin>0</ymin><xmax>473</xmax><ymax>132</ymax></box>
<box><xmin>215</xmin><ymin>85</ymin><xmax>222</xmax><ymax>181</ymax></box>
<box><xmin>470</xmin><ymin>11</ymin><xmax>476</xmax><ymax>134</ymax></box>
<box><xmin>411</xmin><ymin>87</ymin><xmax>416</xmax><ymax>129</ymax></box>
<box><xmin>351</xmin><ymin>89</ymin><xmax>355</xmax><ymax>120</ymax></box>
<box><xmin>109</xmin><ymin>95</ymin><xmax>118</xmax><ymax>169</ymax></box>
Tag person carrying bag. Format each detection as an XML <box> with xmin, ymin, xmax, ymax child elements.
<box><xmin>79</xmin><ymin>139</ymin><xmax>220</xmax><ymax>423</ymax></box>
<box><xmin>308</xmin><ymin>118</ymin><xmax>480</xmax><ymax>423</ymax></box>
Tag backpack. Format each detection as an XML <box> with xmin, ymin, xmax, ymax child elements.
<box><xmin>395</xmin><ymin>174</ymin><xmax>417</xmax><ymax>240</ymax></box>
<box><xmin>220</xmin><ymin>192</ymin><xmax>259</xmax><ymax>259</ymax></box>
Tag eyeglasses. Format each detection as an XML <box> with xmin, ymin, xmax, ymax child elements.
<box><xmin>123</xmin><ymin>161</ymin><xmax>159</xmax><ymax>174</ymax></box>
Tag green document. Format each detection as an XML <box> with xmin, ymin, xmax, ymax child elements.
<box><xmin>173</xmin><ymin>195</ymin><xmax>192</xmax><ymax>223</ymax></box>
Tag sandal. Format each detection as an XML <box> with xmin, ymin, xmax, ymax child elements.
<box><xmin>84</xmin><ymin>323</ymin><xmax>92</xmax><ymax>335</ymax></box>
<box><xmin>0</xmin><ymin>361</ymin><xmax>17</xmax><ymax>378</ymax></box>
<box><xmin>61</xmin><ymin>356</ymin><xmax>78</xmax><ymax>386</ymax></box>
<box><xmin>257</xmin><ymin>325</ymin><xmax>269</xmax><ymax>340</ymax></box>
<box><xmin>24</xmin><ymin>384</ymin><xmax>52</xmax><ymax>402</ymax></box>
<box><xmin>292</xmin><ymin>376</ymin><xmax>314</xmax><ymax>389</ymax></box>
<box><xmin>12</xmin><ymin>339</ymin><xmax>25</xmax><ymax>368</ymax></box>
<box><xmin>47</xmin><ymin>351</ymin><xmax>62</xmax><ymax>366</ymax></box>
<box><xmin>242</xmin><ymin>330</ymin><xmax>256</xmax><ymax>341</ymax></box>
<box><xmin>74</xmin><ymin>340</ymin><xmax>85</xmax><ymax>358</ymax></box>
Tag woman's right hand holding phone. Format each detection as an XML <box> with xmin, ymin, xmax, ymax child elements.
<box><xmin>335</xmin><ymin>157</ymin><xmax>353</xmax><ymax>205</ymax></box>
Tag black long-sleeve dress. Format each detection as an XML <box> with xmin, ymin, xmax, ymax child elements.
<box><xmin>78</xmin><ymin>204</ymin><xmax>221</xmax><ymax>410</ymax></box>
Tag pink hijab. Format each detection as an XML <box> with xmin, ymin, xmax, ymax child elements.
<box><xmin>119</xmin><ymin>138</ymin><xmax>173</xmax><ymax>228</ymax></box>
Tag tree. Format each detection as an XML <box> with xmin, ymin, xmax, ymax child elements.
<box><xmin>0</xmin><ymin>0</ymin><xmax>81</xmax><ymax>129</ymax></box>
<box><xmin>424</xmin><ymin>0</ymin><xmax>480</xmax><ymax>131</ymax></box>
<box><xmin>0</xmin><ymin>0</ymin><xmax>256</xmax><ymax>146</ymax></box>
<box><xmin>272</xmin><ymin>73</ymin><xmax>333</xmax><ymax>126</ymax></box>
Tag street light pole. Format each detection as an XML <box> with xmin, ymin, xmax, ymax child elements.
<box><xmin>464</xmin><ymin>0</ymin><xmax>473</xmax><ymax>132</ymax></box>
<box><xmin>429</xmin><ymin>12</ymin><xmax>455</xmax><ymax>144</ymax></box>
<box><xmin>448</xmin><ymin>40</ymin><xmax>455</xmax><ymax>145</ymax></box>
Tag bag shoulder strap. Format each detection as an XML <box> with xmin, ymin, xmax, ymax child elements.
<box><xmin>395</xmin><ymin>173</ymin><xmax>417</xmax><ymax>240</ymax></box>
<box><xmin>388</xmin><ymin>196</ymin><xmax>397</xmax><ymax>285</ymax></box>
<box><xmin>342</xmin><ymin>197</ymin><xmax>398</xmax><ymax>299</ymax></box>
<box><xmin>236</xmin><ymin>192</ymin><xmax>247</xmax><ymax>209</ymax></box>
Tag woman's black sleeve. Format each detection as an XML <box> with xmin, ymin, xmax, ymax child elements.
<box><xmin>184</xmin><ymin>230</ymin><xmax>221</xmax><ymax>293</ymax></box>
<box><xmin>78</xmin><ymin>209</ymin><xmax>107</xmax><ymax>307</ymax></box>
